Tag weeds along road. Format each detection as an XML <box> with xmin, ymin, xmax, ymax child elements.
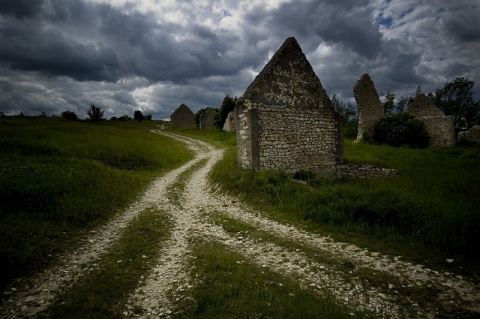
<box><xmin>2</xmin><ymin>131</ymin><xmax>479</xmax><ymax>318</ymax></box>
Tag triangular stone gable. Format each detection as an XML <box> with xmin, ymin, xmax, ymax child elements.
<box><xmin>241</xmin><ymin>37</ymin><xmax>333</xmax><ymax>110</ymax></box>
<box><xmin>408</xmin><ymin>94</ymin><xmax>455</xmax><ymax>147</ymax></box>
<box><xmin>235</xmin><ymin>37</ymin><xmax>344</xmax><ymax>174</ymax></box>
<box><xmin>199</xmin><ymin>108</ymin><xmax>217</xmax><ymax>130</ymax></box>
<box><xmin>171</xmin><ymin>103</ymin><xmax>195</xmax><ymax>128</ymax></box>
<box><xmin>172</xmin><ymin>103</ymin><xmax>193</xmax><ymax>117</ymax></box>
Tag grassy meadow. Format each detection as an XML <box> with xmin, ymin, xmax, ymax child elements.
<box><xmin>207</xmin><ymin>132</ymin><xmax>480</xmax><ymax>267</ymax></box>
<box><xmin>0</xmin><ymin>117</ymin><xmax>193</xmax><ymax>288</ymax></box>
<box><xmin>1</xmin><ymin>118</ymin><xmax>480</xmax><ymax>315</ymax></box>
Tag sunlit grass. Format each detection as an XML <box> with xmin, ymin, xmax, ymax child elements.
<box><xmin>0</xmin><ymin>117</ymin><xmax>193</xmax><ymax>288</ymax></box>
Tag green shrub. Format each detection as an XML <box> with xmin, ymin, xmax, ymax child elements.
<box><xmin>61</xmin><ymin>111</ymin><xmax>78</xmax><ymax>121</ymax></box>
<box><xmin>373</xmin><ymin>113</ymin><xmax>429</xmax><ymax>148</ymax></box>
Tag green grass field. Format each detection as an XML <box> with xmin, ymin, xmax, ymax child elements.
<box><xmin>0</xmin><ymin>117</ymin><xmax>193</xmax><ymax>288</ymax></box>
<box><xmin>209</xmin><ymin>134</ymin><xmax>480</xmax><ymax>265</ymax></box>
<box><xmin>2</xmin><ymin>118</ymin><xmax>479</xmax><ymax>304</ymax></box>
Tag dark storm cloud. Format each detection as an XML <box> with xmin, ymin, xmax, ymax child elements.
<box><xmin>0</xmin><ymin>27</ymin><xmax>120</xmax><ymax>81</ymax></box>
<box><xmin>0</xmin><ymin>0</ymin><xmax>43</xmax><ymax>19</ymax></box>
<box><xmin>443</xmin><ymin>6</ymin><xmax>480</xmax><ymax>43</ymax></box>
<box><xmin>0</xmin><ymin>0</ymin><xmax>255</xmax><ymax>84</ymax></box>
<box><xmin>0</xmin><ymin>0</ymin><xmax>479</xmax><ymax>119</ymax></box>
<box><xmin>269</xmin><ymin>0</ymin><xmax>382</xmax><ymax>58</ymax></box>
<box><xmin>112</xmin><ymin>91</ymin><xmax>136</xmax><ymax>106</ymax></box>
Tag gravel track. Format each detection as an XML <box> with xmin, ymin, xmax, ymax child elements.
<box><xmin>2</xmin><ymin>131</ymin><xmax>479</xmax><ymax>318</ymax></box>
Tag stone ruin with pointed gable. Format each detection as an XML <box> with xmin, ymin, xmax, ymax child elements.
<box><xmin>235</xmin><ymin>37</ymin><xmax>344</xmax><ymax>175</ymax></box>
<box><xmin>199</xmin><ymin>108</ymin><xmax>217</xmax><ymax>130</ymax></box>
<box><xmin>407</xmin><ymin>93</ymin><xmax>455</xmax><ymax>147</ymax></box>
<box><xmin>353</xmin><ymin>73</ymin><xmax>384</xmax><ymax>142</ymax></box>
<box><xmin>170</xmin><ymin>103</ymin><xmax>195</xmax><ymax>128</ymax></box>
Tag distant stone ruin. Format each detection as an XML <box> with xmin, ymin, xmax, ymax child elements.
<box><xmin>353</xmin><ymin>73</ymin><xmax>384</xmax><ymax>142</ymax></box>
<box><xmin>407</xmin><ymin>94</ymin><xmax>455</xmax><ymax>147</ymax></box>
<box><xmin>170</xmin><ymin>104</ymin><xmax>195</xmax><ymax>128</ymax></box>
<box><xmin>458</xmin><ymin>125</ymin><xmax>480</xmax><ymax>144</ymax></box>
<box><xmin>235</xmin><ymin>37</ymin><xmax>344</xmax><ymax>174</ymax></box>
<box><xmin>199</xmin><ymin>108</ymin><xmax>216</xmax><ymax>130</ymax></box>
<box><xmin>223</xmin><ymin>111</ymin><xmax>236</xmax><ymax>132</ymax></box>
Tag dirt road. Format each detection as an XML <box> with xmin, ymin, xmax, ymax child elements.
<box><xmin>2</xmin><ymin>131</ymin><xmax>479</xmax><ymax>318</ymax></box>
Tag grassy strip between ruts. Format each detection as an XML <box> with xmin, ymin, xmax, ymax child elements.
<box><xmin>176</xmin><ymin>239</ymin><xmax>371</xmax><ymax>319</ymax></box>
<box><xmin>0</xmin><ymin>117</ymin><xmax>193</xmax><ymax>289</ymax></box>
<box><xmin>41</xmin><ymin>208</ymin><xmax>172</xmax><ymax>319</ymax></box>
<box><xmin>209</xmin><ymin>141</ymin><xmax>480</xmax><ymax>269</ymax></box>
<box><xmin>167</xmin><ymin>158</ymin><xmax>208</xmax><ymax>206</ymax></box>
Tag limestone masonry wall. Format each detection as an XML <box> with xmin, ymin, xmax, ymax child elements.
<box><xmin>236</xmin><ymin>37</ymin><xmax>343</xmax><ymax>174</ymax></box>
<box><xmin>407</xmin><ymin>94</ymin><xmax>455</xmax><ymax>147</ymax></box>
<box><xmin>200</xmin><ymin>108</ymin><xmax>216</xmax><ymax>130</ymax></box>
<box><xmin>335</xmin><ymin>164</ymin><xmax>399</xmax><ymax>179</ymax></box>
<box><xmin>354</xmin><ymin>73</ymin><xmax>384</xmax><ymax>142</ymax></box>
<box><xmin>458</xmin><ymin>125</ymin><xmax>480</xmax><ymax>144</ymax></box>
<box><xmin>223</xmin><ymin>112</ymin><xmax>236</xmax><ymax>132</ymax></box>
<box><xmin>171</xmin><ymin>104</ymin><xmax>195</xmax><ymax>128</ymax></box>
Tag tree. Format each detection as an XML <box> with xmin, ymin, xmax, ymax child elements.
<box><xmin>134</xmin><ymin>110</ymin><xmax>144</xmax><ymax>122</ymax></box>
<box><xmin>373</xmin><ymin>113</ymin><xmax>429</xmax><ymax>148</ymax></box>
<box><xmin>434</xmin><ymin>77</ymin><xmax>480</xmax><ymax>130</ymax></box>
<box><xmin>87</xmin><ymin>104</ymin><xmax>104</xmax><ymax>122</ymax></box>
<box><xmin>383</xmin><ymin>93</ymin><xmax>395</xmax><ymax>116</ymax></box>
<box><xmin>331</xmin><ymin>94</ymin><xmax>358</xmax><ymax>139</ymax></box>
<box><xmin>214</xmin><ymin>95</ymin><xmax>237</xmax><ymax>129</ymax></box>
<box><xmin>396</xmin><ymin>95</ymin><xmax>410</xmax><ymax>114</ymax></box>
<box><xmin>61</xmin><ymin>110</ymin><xmax>78</xmax><ymax>121</ymax></box>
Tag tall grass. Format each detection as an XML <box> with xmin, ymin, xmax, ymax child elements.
<box><xmin>210</xmin><ymin>139</ymin><xmax>480</xmax><ymax>260</ymax></box>
<box><xmin>0</xmin><ymin>117</ymin><xmax>192</xmax><ymax>288</ymax></box>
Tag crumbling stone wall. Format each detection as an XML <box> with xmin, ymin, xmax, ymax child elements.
<box><xmin>336</xmin><ymin>164</ymin><xmax>398</xmax><ymax>179</ymax></box>
<box><xmin>170</xmin><ymin>104</ymin><xmax>195</xmax><ymax>128</ymax></box>
<box><xmin>407</xmin><ymin>94</ymin><xmax>455</xmax><ymax>147</ymax></box>
<box><xmin>223</xmin><ymin>111</ymin><xmax>236</xmax><ymax>132</ymax></box>
<box><xmin>354</xmin><ymin>73</ymin><xmax>384</xmax><ymax>142</ymax></box>
<box><xmin>458</xmin><ymin>125</ymin><xmax>480</xmax><ymax>144</ymax></box>
<box><xmin>235</xmin><ymin>37</ymin><xmax>344</xmax><ymax>174</ymax></box>
<box><xmin>199</xmin><ymin>108</ymin><xmax>216</xmax><ymax>130</ymax></box>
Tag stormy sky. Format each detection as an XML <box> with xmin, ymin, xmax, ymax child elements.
<box><xmin>1</xmin><ymin>0</ymin><xmax>479</xmax><ymax>119</ymax></box>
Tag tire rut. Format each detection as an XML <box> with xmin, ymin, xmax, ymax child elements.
<box><xmin>128</xmin><ymin>132</ymin><xmax>480</xmax><ymax>318</ymax></box>
<box><xmin>0</xmin><ymin>132</ymin><xmax>205</xmax><ymax>318</ymax></box>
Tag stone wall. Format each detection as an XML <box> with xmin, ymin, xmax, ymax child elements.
<box><xmin>458</xmin><ymin>125</ymin><xmax>480</xmax><ymax>144</ymax></box>
<box><xmin>354</xmin><ymin>73</ymin><xmax>384</xmax><ymax>142</ymax></box>
<box><xmin>407</xmin><ymin>94</ymin><xmax>455</xmax><ymax>147</ymax></box>
<box><xmin>200</xmin><ymin>108</ymin><xmax>216</xmax><ymax>130</ymax></box>
<box><xmin>223</xmin><ymin>111</ymin><xmax>236</xmax><ymax>132</ymax></box>
<box><xmin>235</xmin><ymin>37</ymin><xmax>344</xmax><ymax>174</ymax></box>
<box><xmin>170</xmin><ymin>104</ymin><xmax>195</xmax><ymax>128</ymax></box>
<box><xmin>335</xmin><ymin>164</ymin><xmax>399</xmax><ymax>179</ymax></box>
